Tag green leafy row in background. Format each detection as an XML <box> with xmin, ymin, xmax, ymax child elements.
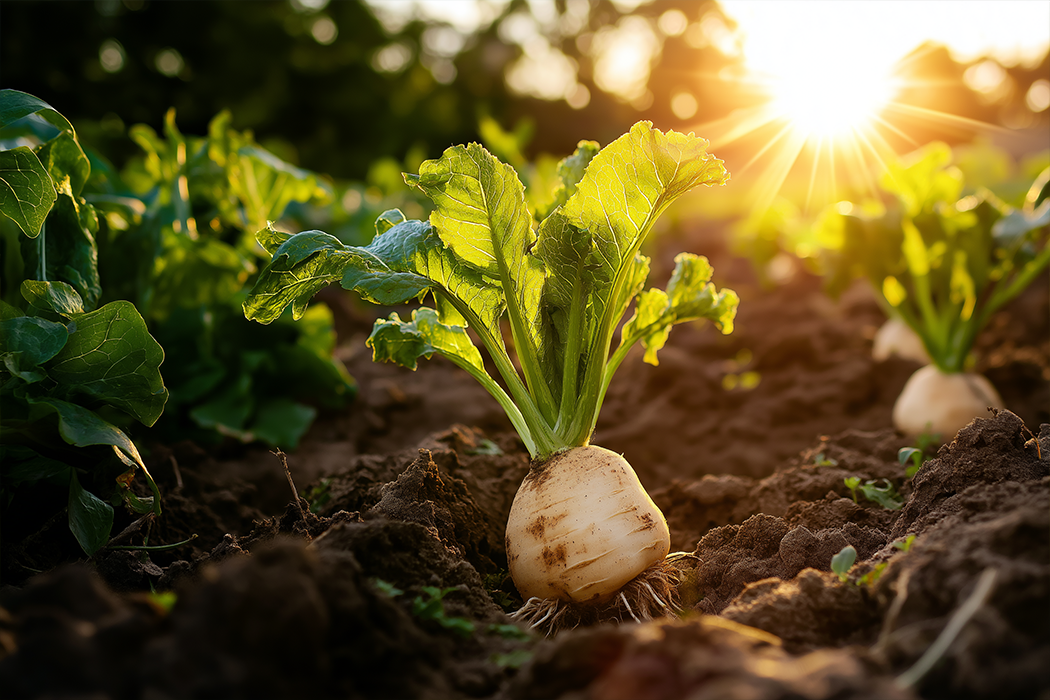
<box><xmin>82</xmin><ymin>107</ymin><xmax>356</xmax><ymax>448</ymax></box>
<box><xmin>0</xmin><ymin>90</ymin><xmax>164</xmax><ymax>555</ymax></box>
<box><xmin>733</xmin><ymin>140</ymin><xmax>1050</xmax><ymax>289</ymax></box>
<box><xmin>810</xmin><ymin>143</ymin><xmax>1049</xmax><ymax>373</ymax></box>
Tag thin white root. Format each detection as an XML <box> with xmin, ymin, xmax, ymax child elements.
<box><xmin>509</xmin><ymin>556</ymin><xmax>681</xmax><ymax>635</ymax></box>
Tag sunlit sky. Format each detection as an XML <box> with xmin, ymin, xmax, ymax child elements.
<box><xmin>721</xmin><ymin>0</ymin><xmax>1050</xmax><ymax>69</ymax></box>
<box><xmin>361</xmin><ymin>0</ymin><xmax>1048</xmax><ymax>211</ymax></box>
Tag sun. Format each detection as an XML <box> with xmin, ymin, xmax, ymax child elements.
<box><xmin>767</xmin><ymin>64</ymin><xmax>898</xmax><ymax>139</ymax></box>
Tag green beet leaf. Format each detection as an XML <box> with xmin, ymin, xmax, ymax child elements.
<box><xmin>68</xmin><ymin>468</ymin><xmax>114</xmax><ymax>557</ymax></box>
<box><xmin>0</xmin><ymin>89</ymin><xmax>76</xmax><ymax>136</ymax></box>
<box><xmin>0</xmin><ymin>146</ymin><xmax>57</xmax><ymax>237</ymax></box>
<box><xmin>0</xmin><ymin>316</ymin><xmax>70</xmax><ymax>380</ymax></box>
<box><xmin>244</xmin><ymin>122</ymin><xmax>735</xmax><ymax>458</ymax></box>
<box><xmin>45</xmin><ymin>301</ymin><xmax>168</xmax><ymax>426</ymax></box>
<box><xmin>21</xmin><ymin>279</ymin><xmax>85</xmax><ymax>318</ymax></box>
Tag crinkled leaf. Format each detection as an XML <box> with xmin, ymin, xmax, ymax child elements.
<box><xmin>45</xmin><ymin>301</ymin><xmax>168</xmax><ymax>426</ymax></box>
<box><xmin>535</xmin><ymin>140</ymin><xmax>600</xmax><ymax>221</ymax></box>
<box><xmin>21</xmin><ymin>279</ymin><xmax>84</xmax><ymax>318</ymax></box>
<box><xmin>560</xmin><ymin>122</ymin><xmax>728</xmax><ymax>317</ymax></box>
<box><xmin>621</xmin><ymin>253</ymin><xmax>739</xmax><ymax>365</ymax></box>
<box><xmin>375</xmin><ymin>208</ymin><xmax>407</xmax><ymax>235</ymax></box>
<box><xmin>0</xmin><ymin>146</ymin><xmax>56</xmax><ymax>237</ymax></box>
<box><xmin>68</xmin><ymin>469</ymin><xmax>114</xmax><ymax>557</ymax></box>
<box><xmin>244</xmin><ymin>227</ymin><xmax>360</xmax><ymax>324</ymax></box>
<box><xmin>368</xmin><ymin>307</ymin><xmax>485</xmax><ymax>373</ymax></box>
<box><xmin>406</xmin><ymin>142</ymin><xmax>545</xmax><ymax>393</ymax></box>
<box><xmin>256</xmin><ymin>224</ymin><xmax>294</xmax><ymax>256</ymax></box>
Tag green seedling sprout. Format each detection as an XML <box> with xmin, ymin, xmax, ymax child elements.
<box><xmin>844</xmin><ymin>477</ymin><xmax>861</xmax><ymax>503</ymax></box>
<box><xmin>831</xmin><ymin>545</ymin><xmax>858</xmax><ymax>583</ymax></box>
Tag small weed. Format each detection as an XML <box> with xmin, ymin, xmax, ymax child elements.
<box><xmin>844</xmin><ymin>476</ymin><xmax>861</xmax><ymax>503</ymax></box>
<box><xmin>844</xmin><ymin>477</ymin><xmax>904</xmax><ymax>510</ymax></box>
<box><xmin>305</xmin><ymin>478</ymin><xmax>332</xmax><ymax>514</ymax></box>
<box><xmin>466</xmin><ymin>439</ymin><xmax>504</xmax><ymax>456</ymax></box>
<box><xmin>899</xmin><ymin>431</ymin><xmax>939</xmax><ymax>478</ymax></box>
<box><xmin>813</xmin><ymin>452</ymin><xmax>839</xmax><ymax>467</ymax></box>
<box><xmin>857</xmin><ymin>562</ymin><xmax>889</xmax><ymax>587</ymax></box>
<box><xmin>858</xmin><ymin>479</ymin><xmax>904</xmax><ymax>510</ymax></box>
<box><xmin>490</xmin><ymin>649</ymin><xmax>533</xmax><ymax>669</ymax></box>
<box><xmin>893</xmin><ymin>534</ymin><xmax>917</xmax><ymax>552</ymax></box>
<box><xmin>831</xmin><ymin>545</ymin><xmax>857</xmax><ymax>582</ymax></box>
<box><xmin>411</xmin><ymin>586</ymin><xmax>477</xmax><ymax>638</ymax></box>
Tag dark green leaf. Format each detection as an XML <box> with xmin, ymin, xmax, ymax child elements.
<box><xmin>1</xmin><ymin>445</ymin><xmax>72</xmax><ymax>487</ymax></box>
<box><xmin>0</xmin><ymin>89</ymin><xmax>76</xmax><ymax>135</ymax></box>
<box><xmin>0</xmin><ymin>146</ymin><xmax>56</xmax><ymax>237</ymax></box>
<box><xmin>19</xmin><ymin>178</ymin><xmax>102</xmax><ymax>309</ymax></box>
<box><xmin>249</xmin><ymin>398</ymin><xmax>317</xmax><ymax>449</ymax></box>
<box><xmin>45</xmin><ymin>301</ymin><xmax>168</xmax><ymax>426</ymax></box>
<box><xmin>36</xmin><ymin>130</ymin><xmax>90</xmax><ymax>198</ymax></box>
<box><xmin>244</xmin><ymin>226</ymin><xmax>358</xmax><ymax>324</ymax></box>
<box><xmin>0</xmin><ymin>315</ymin><xmax>69</xmax><ymax>368</ymax></box>
<box><xmin>26</xmin><ymin>396</ymin><xmax>146</xmax><ymax>472</ymax></box>
<box><xmin>189</xmin><ymin>372</ymin><xmax>253</xmax><ymax>434</ymax></box>
<box><xmin>68</xmin><ymin>469</ymin><xmax>114</xmax><ymax>556</ymax></box>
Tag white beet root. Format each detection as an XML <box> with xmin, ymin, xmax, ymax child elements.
<box><xmin>872</xmin><ymin>317</ymin><xmax>930</xmax><ymax>364</ymax></box>
<box><xmin>505</xmin><ymin>445</ymin><xmax>670</xmax><ymax>605</ymax></box>
<box><xmin>892</xmin><ymin>364</ymin><xmax>1004</xmax><ymax>438</ymax></box>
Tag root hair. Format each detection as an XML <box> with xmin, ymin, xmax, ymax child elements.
<box><xmin>509</xmin><ymin>557</ymin><xmax>680</xmax><ymax>634</ymax></box>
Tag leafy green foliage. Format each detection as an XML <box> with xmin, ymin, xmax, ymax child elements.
<box><xmin>246</xmin><ymin>122</ymin><xmax>735</xmax><ymax>458</ymax></box>
<box><xmin>812</xmin><ymin>144</ymin><xmax>1050</xmax><ymax>373</ymax></box>
<box><xmin>0</xmin><ymin>91</ymin><xmax>164</xmax><ymax>555</ymax></box>
<box><xmin>85</xmin><ymin>108</ymin><xmax>353</xmax><ymax>449</ymax></box>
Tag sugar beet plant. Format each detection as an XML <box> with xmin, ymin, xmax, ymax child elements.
<box><xmin>245</xmin><ymin>122</ymin><xmax>736</xmax><ymax>629</ymax></box>
<box><xmin>0</xmin><ymin>90</ymin><xmax>165</xmax><ymax>556</ymax></box>
<box><xmin>813</xmin><ymin>142</ymin><xmax>1049</xmax><ymax>439</ymax></box>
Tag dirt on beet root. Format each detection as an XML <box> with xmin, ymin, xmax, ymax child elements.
<box><xmin>1</xmin><ymin>240</ymin><xmax>1048</xmax><ymax>699</ymax></box>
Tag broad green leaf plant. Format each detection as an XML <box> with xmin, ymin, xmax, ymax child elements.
<box><xmin>0</xmin><ymin>90</ymin><xmax>166</xmax><ymax>556</ymax></box>
<box><xmin>245</xmin><ymin>121</ymin><xmax>736</xmax><ymax>458</ymax></box>
<box><xmin>245</xmin><ymin>122</ymin><xmax>736</xmax><ymax>628</ymax></box>
<box><xmin>812</xmin><ymin>142</ymin><xmax>1049</xmax><ymax>436</ymax></box>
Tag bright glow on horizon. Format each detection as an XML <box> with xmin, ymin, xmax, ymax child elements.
<box><xmin>703</xmin><ymin>0</ymin><xmax>1048</xmax><ymax>215</ymax></box>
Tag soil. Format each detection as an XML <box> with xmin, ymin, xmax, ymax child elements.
<box><xmin>2</xmin><ymin>228</ymin><xmax>1048</xmax><ymax>700</ymax></box>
